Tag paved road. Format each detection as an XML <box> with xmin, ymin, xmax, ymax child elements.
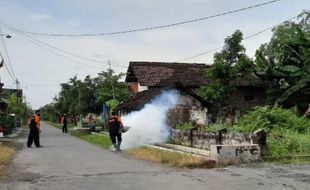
<box><xmin>1</xmin><ymin>122</ymin><xmax>310</xmax><ymax>190</ymax></box>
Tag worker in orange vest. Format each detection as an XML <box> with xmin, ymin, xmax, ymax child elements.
<box><xmin>27</xmin><ymin>113</ymin><xmax>41</xmax><ymax>148</ymax></box>
<box><xmin>108</xmin><ymin>111</ymin><xmax>123</xmax><ymax>151</ymax></box>
<box><xmin>34</xmin><ymin>112</ymin><xmax>42</xmax><ymax>147</ymax></box>
<box><xmin>61</xmin><ymin>114</ymin><xmax>68</xmax><ymax>133</ymax></box>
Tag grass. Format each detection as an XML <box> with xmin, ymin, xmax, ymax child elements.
<box><xmin>0</xmin><ymin>144</ymin><xmax>15</xmax><ymax>177</ymax></box>
<box><xmin>70</xmin><ymin>130</ymin><xmax>112</xmax><ymax>149</ymax></box>
<box><xmin>126</xmin><ymin>146</ymin><xmax>216</xmax><ymax>168</ymax></box>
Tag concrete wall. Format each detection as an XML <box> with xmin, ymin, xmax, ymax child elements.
<box><xmin>167</xmin><ymin>93</ymin><xmax>207</xmax><ymax>127</ymax></box>
<box><xmin>138</xmin><ymin>83</ymin><xmax>148</xmax><ymax>92</ymax></box>
<box><xmin>171</xmin><ymin>129</ymin><xmax>254</xmax><ymax>150</ymax></box>
<box><xmin>190</xmin><ymin>107</ymin><xmax>208</xmax><ymax>125</ymax></box>
<box><xmin>210</xmin><ymin>144</ymin><xmax>260</xmax><ymax>164</ymax></box>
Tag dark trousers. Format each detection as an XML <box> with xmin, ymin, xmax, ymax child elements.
<box><xmin>27</xmin><ymin>128</ymin><xmax>40</xmax><ymax>147</ymax></box>
<box><xmin>109</xmin><ymin>133</ymin><xmax>122</xmax><ymax>144</ymax></box>
<box><xmin>62</xmin><ymin>124</ymin><xmax>68</xmax><ymax>133</ymax></box>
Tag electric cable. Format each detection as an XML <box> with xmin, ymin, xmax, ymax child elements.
<box><xmin>5</xmin><ymin>27</ymin><xmax>104</xmax><ymax>70</ymax></box>
<box><xmin>177</xmin><ymin>14</ymin><xmax>298</xmax><ymax>62</ymax></box>
<box><xmin>0</xmin><ymin>26</ymin><xmax>17</xmax><ymax>81</ymax></box>
<box><xmin>1</xmin><ymin>22</ymin><xmax>128</xmax><ymax>69</ymax></box>
<box><xmin>2</xmin><ymin>0</ymin><xmax>284</xmax><ymax>37</ymax></box>
<box><xmin>0</xmin><ymin>51</ymin><xmax>15</xmax><ymax>82</ymax></box>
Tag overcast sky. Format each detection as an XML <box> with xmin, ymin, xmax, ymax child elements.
<box><xmin>0</xmin><ymin>0</ymin><xmax>309</xmax><ymax>109</ymax></box>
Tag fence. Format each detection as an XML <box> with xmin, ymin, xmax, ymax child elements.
<box><xmin>171</xmin><ymin>129</ymin><xmax>255</xmax><ymax>150</ymax></box>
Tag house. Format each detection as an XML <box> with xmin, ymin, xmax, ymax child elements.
<box><xmin>117</xmin><ymin>61</ymin><xmax>267</xmax><ymax>126</ymax></box>
<box><xmin>125</xmin><ymin>61</ymin><xmax>210</xmax><ymax>94</ymax></box>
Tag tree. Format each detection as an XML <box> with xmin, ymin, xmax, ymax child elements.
<box><xmin>54</xmin><ymin>75</ymin><xmax>97</xmax><ymax>122</ymax></box>
<box><xmin>255</xmin><ymin>11</ymin><xmax>310</xmax><ymax>114</ymax></box>
<box><xmin>42</xmin><ymin>68</ymin><xmax>130</xmax><ymax>122</ymax></box>
<box><xmin>93</xmin><ymin>69</ymin><xmax>130</xmax><ymax>106</ymax></box>
<box><xmin>198</xmin><ymin>30</ymin><xmax>254</xmax><ymax>107</ymax></box>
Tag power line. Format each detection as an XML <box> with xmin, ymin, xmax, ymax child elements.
<box><xmin>177</xmin><ymin>15</ymin><xmax>298</xmax><ymax>62</ymax></box>
<box><xmin>7</xmin><ymin>0</ymin><xmax>284</xmax><ymax>37</ymax></box>
<box><xmin>0</xmin><ymin>21</ymin><xmax>128</xmax><ymax>69</ymax></box>
<box><xmin>0</xmin><ymin>51</ymin><xmax>15</xmax><ymax>82</ymax></box>
<box><xmin>5</xmin><ymin>27</ymin><xmax>105</xmax><ymax>70</ymax></box>
<box><xmin>0</xmin><ymin>26</ymin><xmax>16</xmax><ymax>81</ymax></box>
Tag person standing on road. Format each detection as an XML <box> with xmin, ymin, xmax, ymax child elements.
<box><xmin>27</xmin><ymin>115</ymin><xmax>40</xmax><ymax>148</ymax></box>
<box><xmin>61</xmin><ymin>114</ymin><xmax>68</xmax><ymax>133</ymax></box>
<box><xmin>108</xmin><ymin>111</ymin><xmax>123</xmax><ymax>151</ymax></box>
<box><xmin>34</xmin><ymin>112</ymin><xmax>42</xmax><ymax>147</ymax></box>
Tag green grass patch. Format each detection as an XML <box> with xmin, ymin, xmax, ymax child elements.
<box><xmin>127</xmin><ymin>146</ymin><xmax>216</xmax><ymax>168</ymax></box>
<box><xmin>70</xmin><ymin>131</ymin><xmax>112</xmax><ymax>149</ymax></box>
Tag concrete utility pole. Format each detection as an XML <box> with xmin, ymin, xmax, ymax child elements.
<box><xmin>108</xmin><ymin>60</ymin><xmax>116</xmax><ymax>100</ymax></box>
<box><xmin>16</xmin><ymin>79</ymin><xmax>19</xmax><ymax>106</ymax></box>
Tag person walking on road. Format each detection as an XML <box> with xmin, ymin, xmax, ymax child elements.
<box><xmin>35</xmin><ymin>112</ymin><xmax>42</xmax><ymax>147</ymax></box>
<box><xmin>108</xmin><ymin>111</ymin><xmax>123</xmax><ymax>151</ymax></box>
<box><xmin>61</xmin><ymin>114</ymin><xmax>68</xmax><ymax>133</ymax></box>
<box><xmin>27</xmin><ymin>115</ymin><xmax>40</xmax><ymax>148</ymax></box>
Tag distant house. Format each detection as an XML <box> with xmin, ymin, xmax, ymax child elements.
<box><xmin>117</xmin><ymin>61</ymin><xmax>266</xmax><ymax>126</ymax></box>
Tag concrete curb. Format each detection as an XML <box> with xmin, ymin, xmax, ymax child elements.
<box><xmin>155</xmin><ymin>143</ymin><xmax>211</xmax><ymax>157</ymax></box>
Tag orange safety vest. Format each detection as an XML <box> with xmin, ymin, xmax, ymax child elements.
<box><xmin>61</xmin><ymin>116</ymin><xmax>64</xmax><ymax>124</ymax></box>
<box><xmin>117</xmin><ymin>116</ymin><xmax>123</xmax><ymax>126</ymax></box>
<box><xmin>35</xmin><ymin>115</ymin><xmax>40</xmax><ymax>129</ymax></box>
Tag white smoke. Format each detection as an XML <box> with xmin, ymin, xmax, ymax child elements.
<box><xmin>121</xmin><ymin>90</ymin><xmax>180</xmax><ymax>149</ymax></box>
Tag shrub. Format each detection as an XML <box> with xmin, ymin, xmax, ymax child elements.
<box><xmin>235</xmin><ymin>106</ymin><xmax>310</xmax><ymax>133</ymax></box>
<box><xmin>176</xmin><ymin>123</ymin><xmax>192</xmax><ymax>130</ymax></box>
<box><xmin>235</xmin><ymin>106</ymin><xmax>310</xmax><ymax>160</ymax></box>
<box><xmin>0</xmin><ymin>113</ymin><xmax>14</xmax><ymax>135</ymax></box>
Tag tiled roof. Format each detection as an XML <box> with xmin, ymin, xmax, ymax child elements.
<box><xmin>125</xmin><ymin>62</ymin><xmax>211</xmax><ymax>87</ymax></box>
<box><xmin>116</xmin><ymin>88</ymin><xmax>163</xmax><ymax>112</ymax></box>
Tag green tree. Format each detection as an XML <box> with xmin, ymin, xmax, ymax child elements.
<box><xmin>54</xmin><ymin>75</ymin><xmax>97</xmax><ymax>119</ymax></box>
<box><xmin>255</xmin><ymin>11</ymin><xmax>310</xmax><ymax>114</ymax></box>
<box><xmin>93</xmin><ymin>68</ymin><xmax>130</xmax><ymax>106</ymax></box>
<box><xmin>40</xmin><ymin>103</ymin><xmax>59</xmax><ymax>122</ymax></box>
<box><xmin>43</xmin><ymin>68</ymin><xmax>130</xmax><ymax>122</ymax></box>
<box><xmin>198</xmin><ymin>30</ymin><xmax>254</xmax><ymax>106</ymax></box>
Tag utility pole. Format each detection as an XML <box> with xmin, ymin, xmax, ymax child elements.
<box><xmin>78</xmin><ymin>91</ymin><xmax>81</xmax><ymax>127</ymax></box>
<box><xmin>16</xmin><ymin>79</ymin><xmax>19</xmax><ymax>106</ymax></box>
<box><xmin>108</xmin><ymin>60</ymin><xmax>115</xmax><ymax>100</ymax></box>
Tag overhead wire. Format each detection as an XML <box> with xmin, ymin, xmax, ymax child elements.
<box><xmin>0</xmin><ymin>51</ymin><xmax>15</xmax><ymax>82</ymax></box>
<box><xmin>177</xmin><ymin>14</ymin><xmax>299</xmax><ymax>62</ymax></box>
<box><xmin>16</xmin><ymin>31</ymin><xmax>101</xmax><ymax>69</ymax></box>
<box><xmin>4</xmin><ymin>26</ymin><xmax>108</xmax><ymax>70</ymax></box>
<box><xmin>0</xmin><ymin>21</ymin><xmax>128</xmax><ymax>69</ymax></box>
<box><xmin>7</xmin><ymin>0</ymin><xmax>284</xmax><ymax>37</ymax></box>
<box><xmin>0</xmin><ymin>26</ymin><xmax>17</xmax><ymax>82</ymax></box>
